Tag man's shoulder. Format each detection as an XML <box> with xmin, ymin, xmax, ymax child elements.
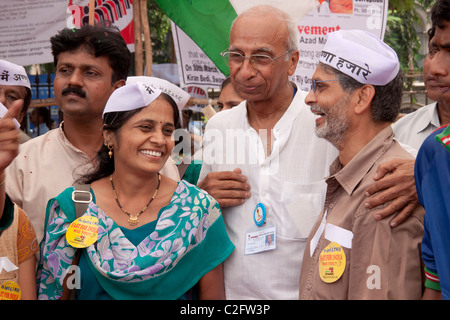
<box><xmin>393</xmin><ymin>103</ymin><xmax>436</xmax><ymax>129</ymax></box>
<box><xmin>11</xmin><ymin>129</ymin><xmax>63</xmax><ymax>169</ymax></box>
<box><xmin>19</xmin><ymin>128</ymin><xmax>59</xmax><ymax>152</ymax></box>
<box><xmin>387</xmin><ymin>139</ymin><xmax>416</xmax><ymax>161</ymax></box>
<box><xmin>367</xmin><ymin>132</ymin><xmax>415</xmax><ymax>172</ymax></box>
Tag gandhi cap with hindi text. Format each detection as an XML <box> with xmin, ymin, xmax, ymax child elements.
<box><xmin>0</xmin><ymin>59</ymin><xmax>31</xmax><ymax>89</ymax></box>
<box><xmin>126</xmin><ymin>76</ymin><xmax>190</xmax><ymax>111</ymax></box>
<box><xmin>103</xmin><ymin>81</ymin><xmax>162</xmax><ymax>118</ymax></box>
<box><xmin>319</xmin><ymin>29</ymin><xmax>400</xmax><ymax>86</ymax></box>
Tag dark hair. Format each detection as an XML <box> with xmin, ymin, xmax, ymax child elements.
<box><xmin>431</xmin><ymin>0</ymin><xmax>450</xmax><ymax>28</ymax></box>
<box><xmin>50</xmin><ymin>25</ymin><xmax>131</xmax><ymax>84</ymax></box>
<box><xmin>79</xmin><ymin>93</ymin><xmax>181</xmax><ymax>184</ymax></box>
<box><xmin>221</xmin><ymin>77</ymin><xmax>232</xmax><ymax>90</ymax></box>
<box><xmin>321</xmin><ymin>63</ymin><xmax>404</xmax><ymax>123</ymax></box>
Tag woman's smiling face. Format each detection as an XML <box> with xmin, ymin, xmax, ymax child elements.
<box><xmin>105</xmin><ymin>96</ymin><xmax>176</xmax><ymax>175</ymax></box>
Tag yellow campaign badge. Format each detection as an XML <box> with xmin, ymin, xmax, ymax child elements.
<box><xmin>66</xmin><ymin>215</ymin><xmax>99</xmax><ymax>248</ymax></box>
<box><xmin>319</xmin><ymin>241</ymin><xmax>346</xmax><ymax>283</ymax></box>
<box><xmin>0</xmin><ymin>281</ymin><xmax>21</xmax><ymax>300</ymax></box>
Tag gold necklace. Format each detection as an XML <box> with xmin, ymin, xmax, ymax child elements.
<box><xmin>110</xmin><ymin>173</ymin><xmax>161</xmax><ymax>226</ymax></box>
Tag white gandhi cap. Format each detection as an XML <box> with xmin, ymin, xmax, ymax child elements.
<box><xmin>319</xmin><ymin>29</ymin><xmax>400</xmax><ymax>86</ymax></box>
<box><xmin>126</xmin><ymin>76</ymin><xmax>190</xmax><ymax>111</ymax></box>
<box><xmin>103</xmin><ymin>81</ymin><xmax>162</xmax><ymax>118</ymax></box>
<box><xmin>0</xmin><ymin>59</ymin><xmax>31</xmax><ymax>89</ymax></box>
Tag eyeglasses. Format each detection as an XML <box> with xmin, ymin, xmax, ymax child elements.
<box><xmin>311</xmin><ymin>79</ymin><xmax>340</xmax><ymax>93</ymax></box>
<box><xmin>221</xmin><ymin>49</ymin><xmax>292</xmax><ymax>69</ymax></box>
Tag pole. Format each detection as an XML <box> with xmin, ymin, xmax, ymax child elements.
<box><xmin>140</xmin><ymin>0</ymin><xmax>152</xmax><ymax>76</ymax></box>
<box><xmin>133</xmin><ymin>0</ymin><xmax>144</xmax><ymax>76</ymax></box>
<box><xmin>88</xmin><ymin>0</ymin><xmax>95</xmax><ymax>26</ymax></box>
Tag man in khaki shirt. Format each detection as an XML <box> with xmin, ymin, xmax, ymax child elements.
<box><xmin>299</xmin><ymin>30</ymin><xmax>424</xmax><ymax>299</ymax></box>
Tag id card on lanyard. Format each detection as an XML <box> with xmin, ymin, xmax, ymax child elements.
<box><xmin>244</xmin><ymin>202</ymin><xmax>277</xmax><ymax>255</ymax></box>
<box><xmin>243</xmin><ymin>132</ymin><xmax>277</xmax><ymax>255</ymax></box>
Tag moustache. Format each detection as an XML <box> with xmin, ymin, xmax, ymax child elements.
<box><xmin>62</xmin><ymin>86</ymin><xmax>86</xmax><ymax>98</ymax></box>
<box><xmin>310</xmin><ymin>104</ymin><xmax>325</xmax><ymax>114</ymax></box>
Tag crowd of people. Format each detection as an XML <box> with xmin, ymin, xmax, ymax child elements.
<box><xmin>0</xmin><ymin>0</ymin><xmax>449</xmax><ymax>300</ymax></box>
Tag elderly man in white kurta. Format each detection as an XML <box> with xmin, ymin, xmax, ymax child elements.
<box><xmin>198</xmin><ymin>6</ymin><xmax>338</xmax><ymax>299</ymax></box>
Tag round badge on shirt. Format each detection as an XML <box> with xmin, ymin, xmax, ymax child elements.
<box><xmin>254</xmin><ymin>203</ymin><xmax>266</xmax><ymax>227</ymax></box>
<box><xmin>319</xmin><ymin>241</ymin><xmax>346</xmax><ymax>283</ymax></box>
<box><xmin>0</xmin><ymin>280</ymin><xmax>21</xmax><ymax>300</ymax></box>
<box><xmin>66</xmin><ymin>215</ymin><xmax>99</xmax><ymax>248</ymax></box>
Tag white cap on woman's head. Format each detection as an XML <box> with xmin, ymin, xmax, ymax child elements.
<box><xmin>319</xmin><ymin>29</ymin><xmax>400</xmax><ymax>86</ymax></box>
<box><xmin>0</xmin><ymin>59</ymin><xmax>31</xmax><ymax>89</ymax></box>
<box><xmin>103</xmin><ymin>81</ymin><xmax>162</xmax><ymax>118</ymax></box>
<box><xmin>126</xmin><ymin>76</ymin><xmax>190</xmax><ymax>111</ymax></box>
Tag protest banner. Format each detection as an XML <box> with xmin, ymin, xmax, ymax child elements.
<box><xmin>172</xmin><ymin>22</ymin><xmax>227</xmax><ymax>90</ymax></box>
<box><xmin>292</xmin><ymin>0</ymin><xmax>388</xmax><ymax>91</ymax></box>
<box><xmin>0</xmin><ymin>0</ymin><xmax>134</xmax><ymax>66</ymax></box>
<box><xmin>168</xmin><ymin>0</ymin><xmax>388</xmax><ymax>91</ymax></box>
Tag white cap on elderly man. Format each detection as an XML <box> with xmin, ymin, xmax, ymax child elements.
<box><xmin>0</xmin><ymin>60</ymin><xmax>31</xmax><ymax>89</ymax></box>
<box><xmin>319</xmin><ymin>29</ymin><xmax>400</xmax><ymax>86</ymax></box>
<box><xmin>103</xmin><ymin>81</ymin><xmax>162</xmax><ymax>118</ymax></box>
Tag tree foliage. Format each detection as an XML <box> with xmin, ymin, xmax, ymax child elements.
<box><xmin>385</xmin><ymin>8</ymin><xmax>422</xmax><ymax>71</ymax></box>
<box><xmin>146</xmin><ymin>0</ymin><xmax>172</xmax><ymax>64</ymax></box>
<box><xmin>385</xmin><ymin>0</ymin><xmax>435</xmax><ymax>72</ymax></box>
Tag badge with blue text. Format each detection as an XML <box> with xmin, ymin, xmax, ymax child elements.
<box><xmin>319</xmin><ymin>242</ymin><xmax>346</xmax><ymax>283</ymax></box>
<box><xmin>0</xmin><ymin>281</ymin><xmax>21</xmax><ymax>300</ymax></box>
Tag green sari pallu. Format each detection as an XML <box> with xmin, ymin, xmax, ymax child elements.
<box><xmin>37</xmin><ymin>180</ymin><xmax>234</xmax><ymax>300</ymax></box>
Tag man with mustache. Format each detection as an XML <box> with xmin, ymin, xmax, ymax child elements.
<box><xmin>5</xmin><ymin>25</ymin><xmax>178</xmax><ymax>243</ymax></box>
<box><xmin>393</xmin><ymin>26</ymin><xmax>450</xmax><ymax>150</ymax></box>
<box><xmin>299</xmin><ymin>29</ymin><xmax>425</xmax><ymax>299</ymax></box>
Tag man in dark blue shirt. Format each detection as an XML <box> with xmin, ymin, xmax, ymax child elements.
<box><xmin>415</xmin><ymin>124</ymin><xmax>450</xmax><ymax>299</ymax></box>
<box><xmin>415</xmin><ymin>0</ymin><xmax>450</xmax><ymax>300</ymax></box>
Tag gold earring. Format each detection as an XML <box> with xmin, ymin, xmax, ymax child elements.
<box><xmin>107</xmin><ymin>144</ymin><xmax>113</xmax><ymax>158</ymax></box>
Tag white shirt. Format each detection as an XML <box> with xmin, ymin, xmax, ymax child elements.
<box><xmin>6</xmin><ymin>124</ymin><xmax>180</xmax><ymax>242</ymax></box>
<box><xmin>393</xmin><ymin>102</ymin><xmax>441</xmax><ymax>150</ymax></box>
<box><xmin>199</xmin><ymin>90</ymin><xmax>338</xmax><ymax>299</ymax></box>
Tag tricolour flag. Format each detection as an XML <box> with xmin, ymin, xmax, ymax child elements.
<box><xmin>435</xmin><ymin>124</ymin><xmax>450</xmax><ymax>153</ymax></box>
<box><xmin>154</xmin><ymin>0</ymin><xmax>316</xmax><ymax>76</ymax></box>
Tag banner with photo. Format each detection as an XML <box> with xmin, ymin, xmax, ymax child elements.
<box><xmin>0</xmin><ymin>0</ymin><xmax>134</xmax><ymax>67</ymax></box>
<box><xmin>292</xmin><ymin>0</ymin><xmax>388</xmax><ymax>91</ymax></box>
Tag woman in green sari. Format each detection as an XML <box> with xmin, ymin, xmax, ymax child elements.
<box><xmin>37</xmin><ymin>81</ymin><xmax>234</xmax><ymax>300</ymax></box>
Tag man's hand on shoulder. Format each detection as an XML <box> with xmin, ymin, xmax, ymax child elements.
<box><xmin>364</xmin><ymin>158</ymin><xmax>418</xmax><ymax>227</ymax></box>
